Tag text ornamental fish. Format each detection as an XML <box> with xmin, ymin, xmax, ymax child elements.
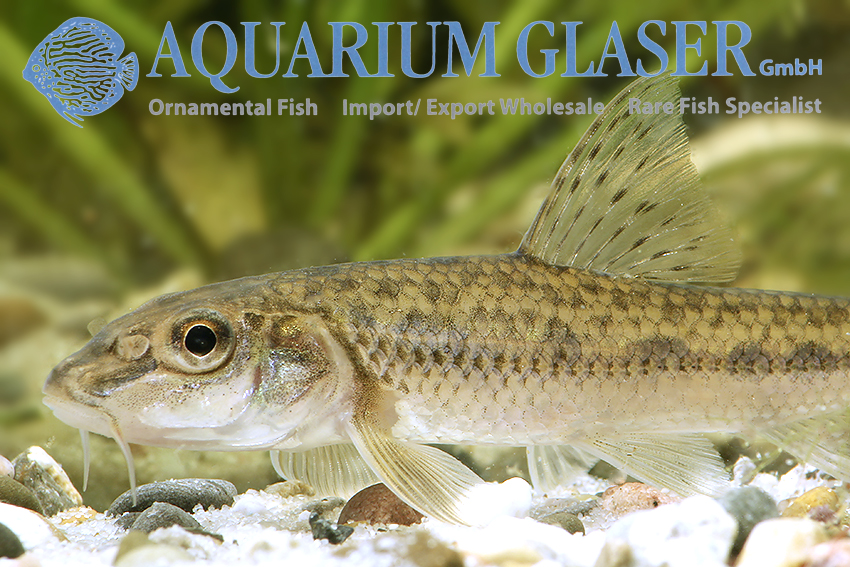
<box><xmin>23</xmin><ymin>17</ymin><xmax>139</xmax><ymax>128</ymax></box>
<box><xmin>44</xmin><ymin>75</ymin><xmax>850</xmax><ymax>524</ymax></box>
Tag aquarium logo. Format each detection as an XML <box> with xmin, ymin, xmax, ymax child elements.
<box><xmin>22</xmin><ymin>17</ymin><xmax>139</xmax><ymax>128</ymax></box>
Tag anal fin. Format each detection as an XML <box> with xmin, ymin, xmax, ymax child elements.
<box><xmin>270</xmin><ymin>443</ymin><xmax>379</xmax><ymax>498</ymax></box>
<box><xmin>573</xmin><ymin>432</ymin><xmax>729</xmax><ymax>496</ymax></box>
<box><xmin>346</xmin><ymin>418</ymin><xmax>484</xmax><ymax>524</ymax></box>
<box><xmin>527</xmin><ymin>445</ymin><xmax>598</xmax><ymax>493</ymax></box>
<box><xmin>760</xmin><ymin>410</ymin><xmax>850</xmax><ymax>480</ymax></box>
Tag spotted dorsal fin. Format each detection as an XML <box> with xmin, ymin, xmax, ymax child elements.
<box><xmin>518</xmin><ymin>74</ymin><xmax>741</xmax><ymax>283</ymax></box>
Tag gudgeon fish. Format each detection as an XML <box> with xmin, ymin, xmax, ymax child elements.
<box><xmin>43</xmin><ymin>74</ymin><xmax>850</xmax><ymax>524</ymax></box>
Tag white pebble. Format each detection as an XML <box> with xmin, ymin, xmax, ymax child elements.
<box><xmin>596</xmin><ymin>495</ymin><xmax>736</xmax><ymax>567</ymax></box>
<box><xmin>0</xmin><ymin>455</ymin><xmax>13</xmax><ymax>477</ymax></box>
<box><xmin>460</xmin><ymin>477</ymin><xmax>532</xmax><ymax>527</ymax></box>
<box><xmin>748</xmin><ymin>472</ymin><xmax>779</xmax><ymax>495</ymax></box>
<box><xmin>0</xmin><ymin>502</ymin><xmax>64</xmax><ymax>550</ymax></box>
<box><xmin>25</xmin><ymin>446</ymin><xmax>59</xmax><ymax>469</ymax></box>
<box><xmin>735</xmin><ymin>518</ymin><xmax>828</xmax><ymax>567</ymax></box>
<box><xmin>114</xmin><ymin>543</ymin><xmax>193</xmax><ymax>567</ymax></box>
<box><xmin>231</xmin><ymin>492</ymin><xmax>271</xmax><ymax>515</ymax></box>
<box><xmin>429</xmin><ymin>516</ymin><xmax>605</xmax><ymax>567</ymax></box>
<box><xmin>732</xmin><ymin>456</ymin><xmax>757</xmax><ymax>485</ymax></box>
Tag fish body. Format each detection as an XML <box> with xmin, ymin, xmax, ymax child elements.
<box><xmin>310</xmin><ymin>255</ymin><xmax>850</xmax><ymax>440</ymax></box>
<box><xmin>23</xmin><ymin>17</ymin><xmax>138</xmax><ymax>128</ymax></box>
<box><xmin>43</xmin><ymin>75</ymin><xmax>850</xmax><ymax>524</ymax></box>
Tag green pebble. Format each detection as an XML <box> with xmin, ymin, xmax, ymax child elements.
<box><xmin>0</xmin><ymin>476</ymin><xmax>44</xmax><ymax>515</ymax></box>
<box><xmin>538</xmin><ymin>511</ymin><xmax>585</xmax><ymax>534</ymax></box>
<box><xmin>0</xmin><ymin>522</ymin><xmax>24</xmax><ymax>559</ymax></box>
<box><xmin>718</xmin><ymin>486</ymin><xmax>778</xmax><ymax>556</ymax></box>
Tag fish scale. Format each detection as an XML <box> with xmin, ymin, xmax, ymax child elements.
<box><xmin>42</xmin><ymin>74</ymin><xmax>850</xmax><ymax>524</ymax></box>
<box><xmin>267</xmin><ymin>254</ymin><xmax>850</xmax><ymax>446</ymax></box>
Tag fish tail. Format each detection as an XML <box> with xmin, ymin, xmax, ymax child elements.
<box><xmin>117</xmin><ymin>52</ymin><xmax>139</xmax><ymax>91</ymax></box>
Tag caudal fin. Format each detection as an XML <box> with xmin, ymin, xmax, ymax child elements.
<box><xmin>117</xmin><ymin>52</ymin><xmax>139</xmax><ymax>91</ymax></box>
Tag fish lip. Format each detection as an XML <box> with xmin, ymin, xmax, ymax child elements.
<box><xmin>42</xmin><ymin>391</ymin><xmax>112</xmax><ymax>437</ymax></box>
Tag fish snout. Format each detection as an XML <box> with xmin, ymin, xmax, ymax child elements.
<box><xmin>42</xmin><ymin>365</ymin><xmax>62</xmax><ymax>397</ymax></box>
<box><xmin>42</xmin><ymin>356</ymin><xmax>115</xmax><ymax>438</ymax></box>
<box><xmin>43</xmin><ymin>352</ymin><xmax>91</xmax><ymax>407</ymax></box>
<box><xmin>42</xmin><ymin>334</ymin><xmax>111</xmax><ymax>401</ymax></box>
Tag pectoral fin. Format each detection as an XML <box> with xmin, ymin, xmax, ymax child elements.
<box><xmin>574</xmin><ymin>432</ymin><xmax>729</xmax><ymax>496</ymax></box>
<box><xmin>270</xmin><ymin>444</ymin><xmax>379</xmax><ymax>498</ymax></box>
<box><xmin>346</xmin><ymin>417</ymin><xmax>484</xmax><ymax>524</ymax></box>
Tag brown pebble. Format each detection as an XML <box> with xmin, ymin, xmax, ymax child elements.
<box><xmin>808</xmin><ymin>505</ymin><xmax>838</xmax><ymax>524</ymax></box>
<box><xmin>338</xmin><ymin>483</ymin><xmax>423</xmax><ymax>526</ymax></box>
<box><xmin>599</xmin><ymin>482</ymin><xmax>679</xmax><ymax>517</ymax></box>
<box><xmin>264</xmin><ymin>480</ymin><xmax>315</xmax><ymax>498</ymax></box>
<box><xmin>782</xmin><ymin>487</ymin><xmax>839</xmax><ymax>519</ymax></box>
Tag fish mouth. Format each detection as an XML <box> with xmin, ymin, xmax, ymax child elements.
<box><xmin>42</xmin><ymin>391</ymin><xmax>112</xmax><ymax>438</ymax></box>
<box><xmin>42</xmin><ymin>367</ymin><xmax>113</xmax><ymax>437</ymax></box>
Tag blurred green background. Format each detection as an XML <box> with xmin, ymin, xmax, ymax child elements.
<box><xmin>2</xmin><ymin>0</ymin><xmax>850</xmax><ymax>510</ymax></box>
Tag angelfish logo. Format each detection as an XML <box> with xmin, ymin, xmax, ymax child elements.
<box><xmin>22</xmin><ymin>17</ymin><xmax>138</xmax><ymax>128</ymax></box>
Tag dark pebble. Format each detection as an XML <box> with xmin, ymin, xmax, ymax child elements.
<box><xmin>114</xmin><ymin>512</ymin><xmax>141</xmax><ymax>531</ymax></box>
<box><xmin>0</xmin><ymin>521</ymin><xmax>24</xmax><ymax>559</ymax></box>
<box><xmin>13</xmin><ymin>448</ymin><xmax>79</xmax><ymax>516</ymax></box>
<box><xmin>302</xmin><ymin>496</ymin><xmax>346</xmax><ymax>516</ymax></box>
<box><xmin>107</xmin><ymin>479</ymin><xmax>236</xmax><ymax>516</ymax></box>
<box><xmin>309</xmin><ymin>512</ymin><xmax>354</xmax><ymax>545</ymax></box>
<box><xmin>115</xmin><ymin>503</ymin><xmax>224</xmax><ymax>541</ymax></box>
<box><xmin>130</xmin><ymin>502</ymin><xmax>203</xmax><ymax>533</ymax></box>
<box><xmin>338</xmin><ymin>483</ymin><xmax>423</xmax><ymax>526</ymax></box>
<box><xmin>0</xmin><ymin>476</ymin><xmax>45</xmax><ymax>515</ymax></box>
<box><xmin>718</xmin><ymin>486</ymin><xmax>779</xmax><ymax>556</ymax></box>
<box><xmin>536</xmin><ymin>511</ymin><xmax>585</xmax><ymax>534</ymax></box>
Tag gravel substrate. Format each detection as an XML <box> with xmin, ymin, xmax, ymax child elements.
<box><xmin>2</xmin><ymin>458</ymin><xmax>848</xmax><ymax>567</ymax></box>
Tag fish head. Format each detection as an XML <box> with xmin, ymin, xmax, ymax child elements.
<box><xmin>22</xmin><ymin>44</ymin><xmax>55</xmax><ymax>90</ymax></box>
<box><xmin>43</xmin><ymin>276</ymin><xmax>354</xmax><ymax>451</ymax></box>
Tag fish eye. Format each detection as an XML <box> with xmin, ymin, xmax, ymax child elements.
<box><xmin>184</xmin><ymin>324</ymin><xmax>216</xmax><ymax>357</ymax></box>
<box><xmin>164</xmin><ymin>309</ymin><xmax>235</xmax><ymax>374</ymax></box>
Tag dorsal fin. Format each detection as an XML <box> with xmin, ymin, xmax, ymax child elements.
<box><xmin>518</xmin><ymin>74</ymin><xmax>742</xmax><ymax>283</ymax></box>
